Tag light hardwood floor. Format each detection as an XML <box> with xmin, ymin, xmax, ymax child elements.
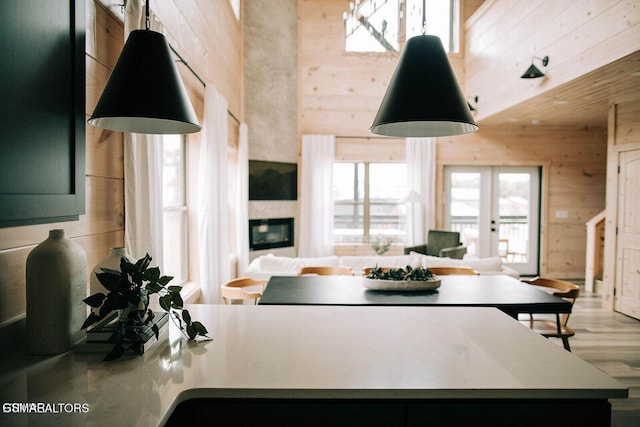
<box><xmin>556</xmin><ymin>286</ymin><xmax>640</xmax><ymax>427</ymax></box>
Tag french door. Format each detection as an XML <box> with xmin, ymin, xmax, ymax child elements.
<box><xmin>443</xmin><ymin>166</ymin><xmax>541</xmax><ymax>276</ymax></box>
<box><xmin>615</xmin><ymin>149</ymin><xmax>640</xmax><ymax>319</ymax></box>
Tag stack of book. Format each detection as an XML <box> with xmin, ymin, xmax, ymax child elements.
<box><xmin>77</xmin><ymin>311</ymin><xmax>170</xmax><ymax>355</ymax></box>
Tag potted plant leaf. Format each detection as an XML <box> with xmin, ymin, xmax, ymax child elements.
<box><xmin>81</xmin><ymin>253</ymin><xmax>209</xmax><ymax>361</ymax></box>
<box><xmin>370</xmin><ymin>235</ymin><xmax>392</xmax><ymax>255</ymax></box>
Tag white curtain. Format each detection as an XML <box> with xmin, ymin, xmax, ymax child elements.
<box><xmin>123</xmin><ymin>0</ymin><xmax>164</xmax><ymax>267</ymax></box>
<box><xmin>405</xmin><ymin>137</ymin><xmax>436</xmax><ymax>246</ymax></box>
<box><xmin>198</xmin><ymin>85</ymin><xmax>230</xmax><ymax>303</ymax></box>
<box><xmin>299</xmin><ymin>135</ymin><xmax>335</xmax><ymax>257</ymax></box>
<box><xmin>236</xmin><ymin>123</ymin><xmax>250</xmax><ymax>275</ymax></box>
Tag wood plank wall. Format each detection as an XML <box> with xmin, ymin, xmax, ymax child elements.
<box><xmin>437</xmin><ymin>125</ymin><xmax>607</xmax><ymax>278</ymax></box>
<box><xmin>465</xmin><ymin>0</ymin><xmax>640</xmax><ymax>122</ymax></box>
<box><xmin>300</xmin><ymin>0</ymin><xmax>395</xmax><ymax>137</ymax></box>
<box><xmin>151</xmin><ymin>0</ymin><xmax>243</xmax><ymax>122</ymax></box>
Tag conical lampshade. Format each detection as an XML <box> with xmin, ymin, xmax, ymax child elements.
<box><xmin>370</xmin><ymin>35</ymin><xmax>478</xmax><ymax>137</ymax></box>
<box><xmin>520</xmin><ymin>63</ymin><xmax>545</xmax><ymax>79</ymax></box>
<box><xmin>88</xmin><ymin>30</ymin><xmax>201</xmax><ymax>135</ymax></box>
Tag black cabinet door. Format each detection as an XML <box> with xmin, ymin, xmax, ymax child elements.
<box><xmin>0</xmin><ymin>0</ymin><xmax>85</xmax><ymax>228</ymax></box>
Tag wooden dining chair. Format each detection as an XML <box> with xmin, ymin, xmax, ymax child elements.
<box><xmin>519</xmin><ymin>277</ymin><xmax>580</xmax><ymax>351</ymax></box>
<box><xmin>428</xmin><ymin>267</ymin><xmax>478</xmax><ymax>275</ymax></box>
<box><xmin>297</xmin><ymin>266</ymin><xmax>354</xmax><ymax>276</ymax></box>
<box><xmin>221</xmin><ymin>277</ymin><xmax>267</xmax><ymax>305</ymax></box>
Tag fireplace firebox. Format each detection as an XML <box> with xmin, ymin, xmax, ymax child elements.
<box><xmin>249</xmin><ymin>218</ymin><xmax>294</xmax><ymax>251</ymax></box>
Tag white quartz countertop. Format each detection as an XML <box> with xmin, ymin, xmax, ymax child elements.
<box><xmin>0</xmin><ymin>305</ymin><xmax>628</xmax><ymax>426</ymax></box>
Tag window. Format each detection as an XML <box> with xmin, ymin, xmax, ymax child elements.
<box><xmin>162</xmin><ymin>135</ymin><xmax>188</xmax><ymax>284</ymax></box>
<box><xmin>344</xmin><ymin>0</ymin><xmax>401</xmax><ymax>52</ymax></box>
<box><xmin>344</xmin><ymin>0</ymin><xmax>460</xmax><ymax>53</ymax></box>
<box><xmin>333</xmin><ymin>162</ymin><xmax>407</xmax><ymax>244</ymax></box>
<box><xmin>228</xmin><ymin>0</ymin><xmax>240</xmax><ymax>21</ymax></box>
<box><xmin>406</xmin><ymin>0</ymin><xmax>459</xmax><ymax>53</ymax></box>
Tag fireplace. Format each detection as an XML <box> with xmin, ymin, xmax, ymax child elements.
<box><xmin>249</xmin><ymin>218</ymin><xmax>294</xmax><ymax>251</ymax></box>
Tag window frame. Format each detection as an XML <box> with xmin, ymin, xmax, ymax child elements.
<box><xmin>162</xmin><ymin>134</ymin><xmax>189</xmax><ymax>285</ymax></box>
<box><xmin>344</xmin><ymin>0</ymin><xmax>460</xmax><ymax>54</ymax></box>
<box><xmin>333</xmin><ymin>161</ymin><xmax>407</xmax><ymax>244</ymax></box>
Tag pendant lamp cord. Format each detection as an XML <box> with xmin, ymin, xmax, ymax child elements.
<box><xmin>145</xmin><ymin>0</ymin><xmax>150</xmax><ymax>31</ymax></box>
<box><xmin>421</xmin><ymin>0</ymin><xmax>427</xmax><ymax>35</ymax></box>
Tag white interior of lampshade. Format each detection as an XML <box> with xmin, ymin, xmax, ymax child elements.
<box><xmin>370</xmin><ymin>120</ymin><xmax>479</xmax><ymax>137</ymax></box>
<box><xmin>88</xmin><ymin>116</ymin><xmax>201</xmax><ymax>135</ymax></box>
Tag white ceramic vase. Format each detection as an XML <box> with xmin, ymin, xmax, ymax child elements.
<box><xmin>26</xmin><ymin>229</ymin><xmax>87</xmax><ymax>355</ymax></box>
<box><xmin>89</xmin><ymin>247</ymin><xmax>135</xmax><ymax>296</ymax></box>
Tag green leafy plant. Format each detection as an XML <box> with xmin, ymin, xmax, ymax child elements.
<box><xmin>370</xmin><ymin>235</ymin><xmax>392</xmax><ymax>255</ymax></box>
<box><xmin>81</xmin><ymin>253</ymin><xmax>209</xmax><ymax>361</ymax></box>
<box><xmin>366</xmin><ymin>265</ymin><xmax>436</xmax><ymax>281</ymax></box>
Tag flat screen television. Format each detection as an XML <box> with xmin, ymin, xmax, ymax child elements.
<box><xmin>249</xmin><ymin>160</ymin><xmax>297</xmax><ymax>201</ymax></box>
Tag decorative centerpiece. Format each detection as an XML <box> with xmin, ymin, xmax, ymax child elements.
<box><xmin>363</xmin><ymin>265</ymin><xmax>441</xmax><ymax>291</ymax></box>
<box><xmin>81</xmin><ymin>253</ymin><xmax>209</xmax><ymax>361</ymax></box>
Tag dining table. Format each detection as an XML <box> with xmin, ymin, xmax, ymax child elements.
<box><xmin>258</xmin><ymin>274</ymin><xmax>572</xmax><ymax>319</ymax></box>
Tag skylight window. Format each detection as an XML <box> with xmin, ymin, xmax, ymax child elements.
<box><xmin>229</xmin><ymin>0</ymin><xmax>240</xmax><ymax>20</ymax></box>
<box><xmin>344</xmin><ymin>0</ymin><xmax>400</xmax><ymax>52</ymax></box>
<box><xmin>344</xmin><ymin>0</ymin><xmax>459</xmax><ymax>54</ymax></box>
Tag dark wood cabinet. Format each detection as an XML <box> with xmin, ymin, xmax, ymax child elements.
<box><xmin>0</xmin><ymin>0</ymin><xmax>85</xmax><ymax>228</ymax></box>
<box><xmin>167</xmin><ymin>398</ymin><xmax>611</xmax><ymax>427</ymax></box>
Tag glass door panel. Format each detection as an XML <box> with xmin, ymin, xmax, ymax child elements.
<box><xmin>496</xmin><ymin>172</ymin><xmax>530</xmax><ymax>263</ymax></box>
<box><xmin>444</xmin><ymin>166</ymin><xmax>540</xmax><ymax>276</ymax></box>
<box><xmin>447</xmin><ymin>171</ymin><xmax>483</xmax><ymax>257</ymax></box>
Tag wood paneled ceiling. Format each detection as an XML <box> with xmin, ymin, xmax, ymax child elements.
<box><xmin>477</xmin><ymin>50</ymin><xmax>640</xmax><ymax>128</ymax></box>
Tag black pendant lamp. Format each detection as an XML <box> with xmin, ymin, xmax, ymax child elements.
<box><xmin>370</xmin><ymin>1</ymin><xmax>477</xmax><ymax>137</ymax></box>
<box><xmin>88</xmin><ymin>0</ymin><xmax>200</xmax><ymax>134</ymax></box>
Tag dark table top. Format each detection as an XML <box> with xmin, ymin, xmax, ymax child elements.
<box><xmin>259</xmin><ymin>274</ymin><xmax>572</xmax><ymax>318</ymax></box>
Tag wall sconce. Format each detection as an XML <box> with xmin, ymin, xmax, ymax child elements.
<box><xmin>521</xmin><ymin>56</ymin><xmax>549</xmax><ymax>79</ymax></box>
<box><xmin>467</xmin><ymin>96</ymin><xmax>478</xmax><ymax>112</ymax></box>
